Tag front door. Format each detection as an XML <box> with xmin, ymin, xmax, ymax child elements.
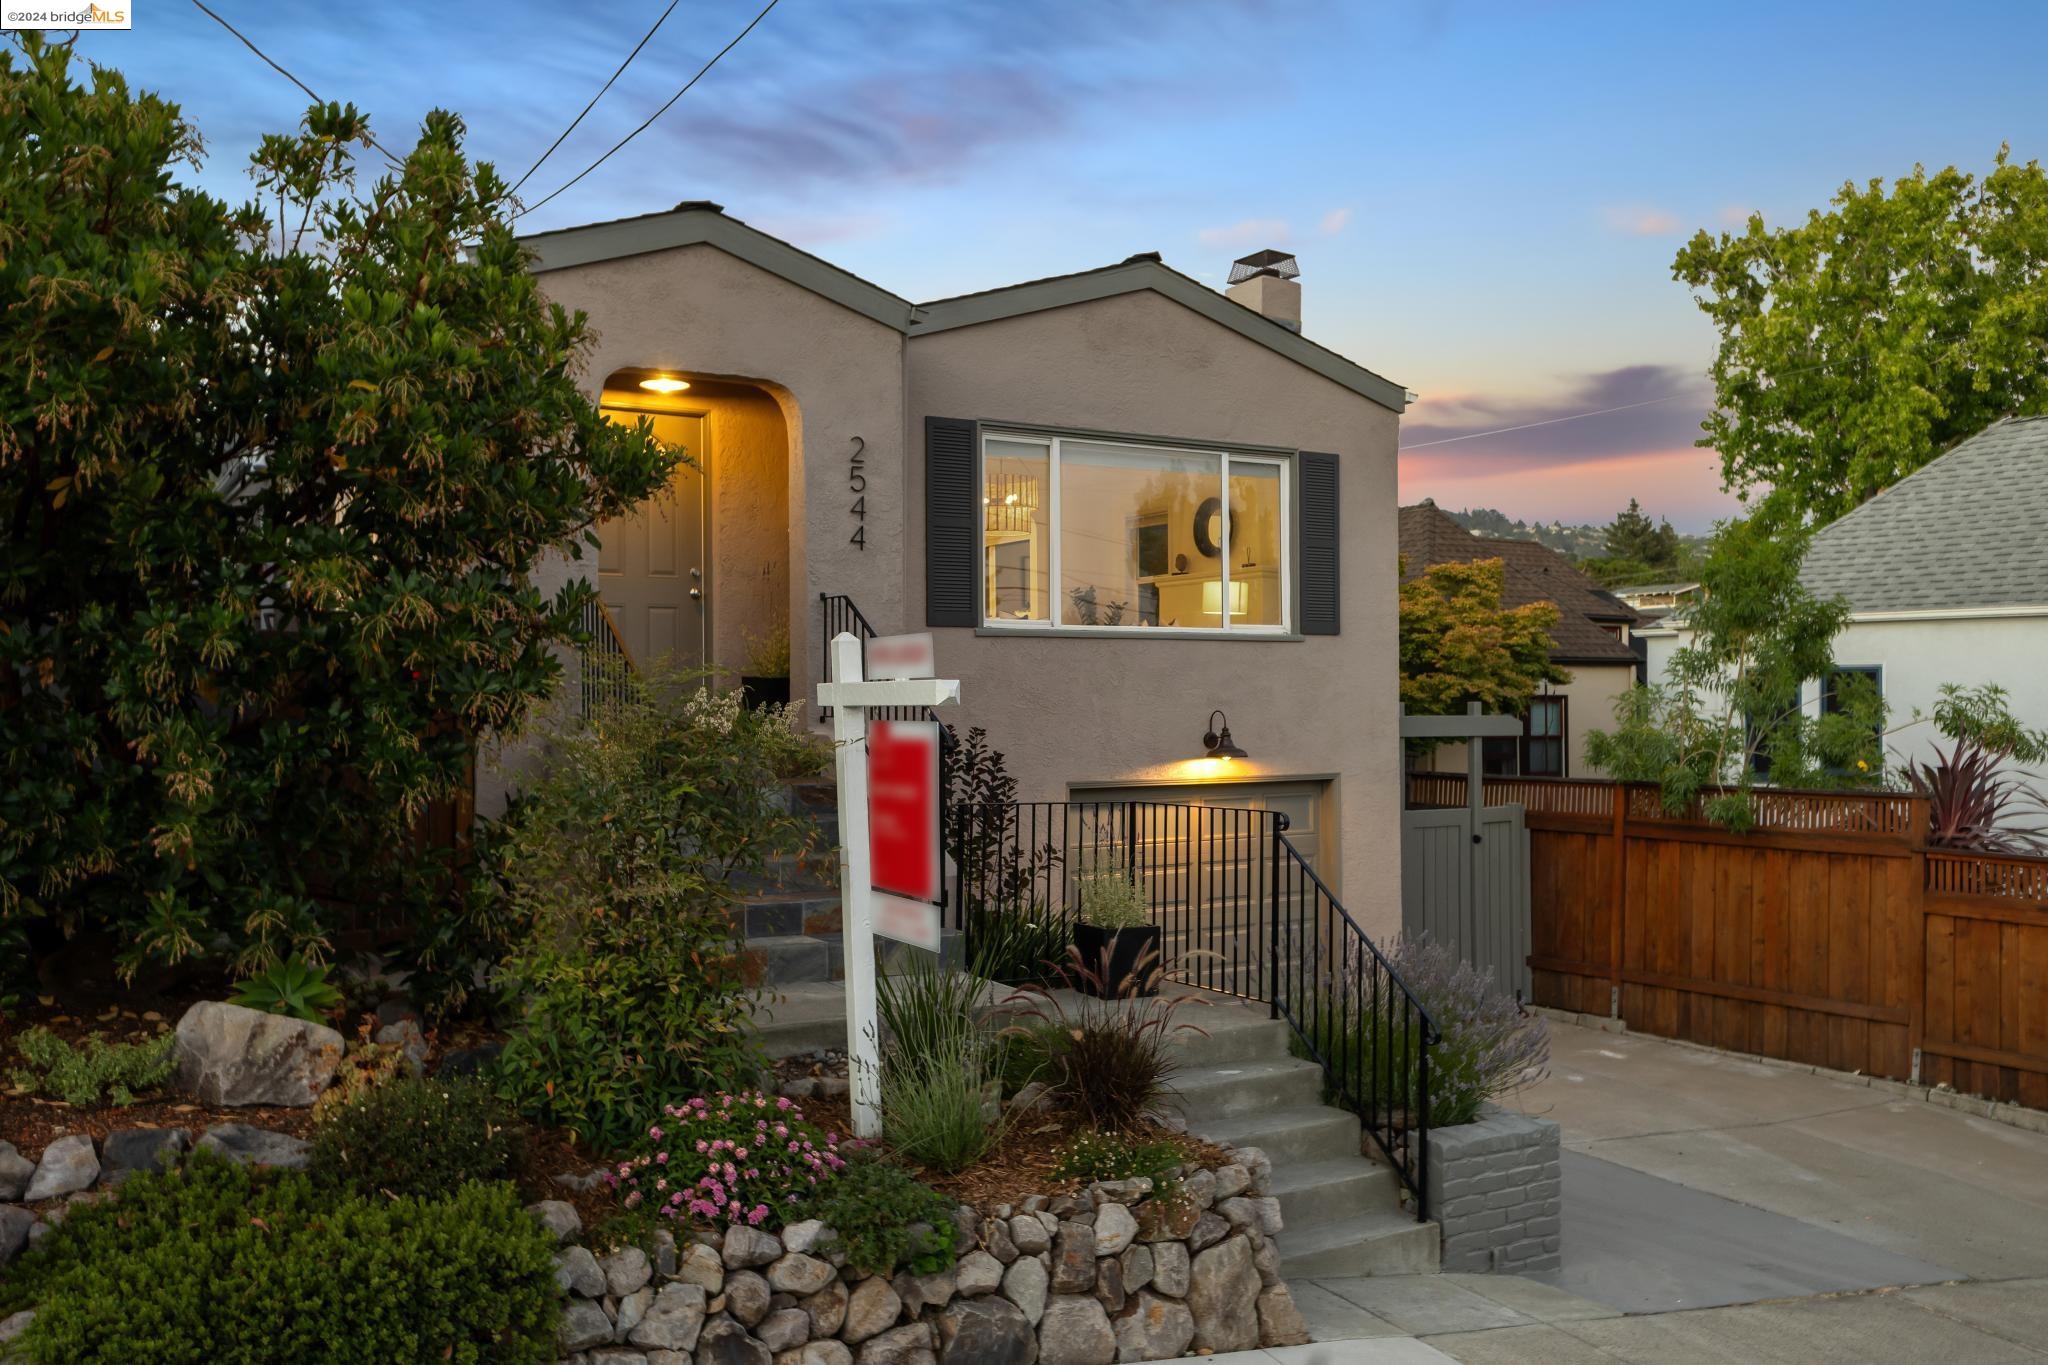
<box><xmin>597</xmin><ymin>411</ymin><xmax>708</xmax><ymax>671</ymax></box>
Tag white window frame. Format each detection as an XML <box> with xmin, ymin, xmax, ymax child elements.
<box><xmin>978</xmin><ymin>431</ymin><xmax>1292</xmax><ymax>636</ymax></box>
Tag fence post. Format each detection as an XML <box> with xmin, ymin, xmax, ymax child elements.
<box><xmin>1608</xmin><ymin>782</ymin><xmax>1627</xmax><ymax>1019</ymax></box>
<box><xmin>1268</xmin><ymin>817</ymin><xmax>1282</xmax><ymax>1019</ymax></box>
<box><xmin>1907</xmin><ymin>794</ymin><xmax>1929</xmax><ymax>1084</ymax></box>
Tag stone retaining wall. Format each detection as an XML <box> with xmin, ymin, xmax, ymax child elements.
<box><xmin>1423</xmin><ymin>1105</ymin><xmax>1560</xmax><ymax>1274</ymax></box>
<box><xmin>537</xmin><ymin>1144</ymin><xmax>1311</xmax><ymax>1365</ymax></box>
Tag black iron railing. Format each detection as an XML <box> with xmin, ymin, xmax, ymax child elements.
<box><xmin>1270</xmin><ymin>821</ymin><xmax>1440</xmax><ymax>1216</ymax></box>
<box><xmin>577</xmin><ymin>596</ymin><xmax>635</xmax><ymax>718</ymax></box>
<box><xmin>818</xmin><ymin>593</ymin><xmax>951</xmax><ymax>727</ymax></box>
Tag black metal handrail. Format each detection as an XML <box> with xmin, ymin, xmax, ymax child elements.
<box><xmin>1271</xmin><ymin>822</ymin><xmax>1441</xmax><ymax>1216</ymax></box>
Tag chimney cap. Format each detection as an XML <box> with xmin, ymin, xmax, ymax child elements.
<box><xmin>1229</xmin><ymin>248</ymin><xmax>1299</xmax><ymax>284</ymax></box>
<box><xmin>673</xmin><ymin>199</ymin><xmax>726</xmax><ymax>214</ymax></box>
<box><xmin>1122</xmin><ymin>251</ymin><xmax>1163</xmax><ymax>265</ymax></box>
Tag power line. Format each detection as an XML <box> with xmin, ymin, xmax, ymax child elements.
<box><xmin>515</xmin><ymin>0</ymin><xmax>782</xmax><ymax>221</ymax></box>
<box><xmin>509</xmin><ymin>0</ymin><xmax>683</xmax><ymax>197</ymax></box>
<box><xmin>189</xmin><ymin>0</ymin><xmax>402</xmax><ymax>167</ymax></box>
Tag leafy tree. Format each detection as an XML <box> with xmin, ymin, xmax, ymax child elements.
<box><xmin>0</xmin><ymin>38</ymin><xmax>673</xmax><ymax>978</ymax></box>
<box><xmin>1674</xmin><ymin>147</ymin><xmax>2048</xmax><ymax>524</ymax></box>
<box><xmin>1399</xmin><ymin>557</ymin><xmax>1567</xmax><ymax>731</ymax></box>
<box><xmin>1586</xmin><ymin>514</ymin><xmax>1883</xmax><ymax>827</ymax></box>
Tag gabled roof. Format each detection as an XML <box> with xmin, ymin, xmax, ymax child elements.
<box><xmin>1399</xmin><ymin>503</ymin><xmax>1641</xmax><ymax>664</ymax></box>
<box><xmin>517</xmin><ymin>203</ymin><xmax>1407</xmax><ymax>413</ymax></box>
<box><xmin>1802</xmin><ymin>415</ymin><xmax>2048</xmax><ymax>614</ymax></box>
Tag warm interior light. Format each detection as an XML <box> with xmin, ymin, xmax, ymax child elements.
<box><xmin>1202</xmin><ymin>580</ymin><xmax>1250</xmax><ymax>617</ymax></box>
<box><xmin>638</xmin><ymin>375</ymin><xmax>691</xmax><ymax>394</ymax></box>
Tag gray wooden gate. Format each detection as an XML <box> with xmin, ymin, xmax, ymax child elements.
<box><xmin>1401</xmin><ymin>802</ymin><xmax>1532</xmax><ymax>1000</ymax></box>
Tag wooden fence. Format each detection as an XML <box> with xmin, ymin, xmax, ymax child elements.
<box><xmin>1409</xmin><ymin>774</ymin><xmax>2048</xmax><ymax>1109</ymax></box>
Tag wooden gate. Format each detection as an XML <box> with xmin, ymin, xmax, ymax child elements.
<box><xmin>1401</xmin><ymin>802</ymin><xmax>1532</xmax><ymax>999</ymax></box>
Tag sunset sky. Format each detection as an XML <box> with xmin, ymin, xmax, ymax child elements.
<box><xmin>75</xmin><ymin>0</ymin><xmax>2048</xmax><ymax>530</ymax></box>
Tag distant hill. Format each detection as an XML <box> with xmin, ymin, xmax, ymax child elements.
<box><xmin>1436</xmin><ymin>504</ymin><xmax>1709</xmax><ymax>569</ymax></box>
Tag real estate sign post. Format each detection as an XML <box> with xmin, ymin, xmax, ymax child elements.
<box><xmin>817</xmin><ymin>632</ymin><xmax>959</xmax><ymax>1138</ymax></box>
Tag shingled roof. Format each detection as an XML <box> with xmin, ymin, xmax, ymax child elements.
<box><xmin>1399</xmin><ymin>503</ymin><xmax>1641</xmax><ymax>664</ymax></box>
<box><xmin>1802</xmin><ymin>415</ymin><xmax>2048</xmax><ymax>614</ymax></box>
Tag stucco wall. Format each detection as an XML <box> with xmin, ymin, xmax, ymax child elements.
<box><xmin>1645</xmin><ymin>614</ymin><xmax>2048</xmax><ymax>773</ymax></box>
<box><xmin>904</xmin><ymin>290</ymin><xmax>1404</xmax><ymax>936</ymax></box>
<box><xmin>1418</xmin><ymin>663</ymin><xmax>1638</xmax><ymax>781</ymax></box>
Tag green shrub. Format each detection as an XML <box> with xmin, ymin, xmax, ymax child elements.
<box><xmin>0</xmin><ymin>1153</ymin><xmax>558</xmax><ymax>1364</ymax></box>
<box><xmin>8</xmin><ymin>1027</ymin><xmax>175</xmax><ymax>1106</ymax></box>
<box><xmin>877</xmin><ymin>952</ymin><xmax>1005</xmax><ymax>1172</ymax></box>
<box><xmin>229</xmin><ymin>957</ymin><xmax>343</xmax><ymax>1023</ymax></box>
<box><xmin>807</xmin><ymin>1152</ymin><xmax>962</xmax><ymax>1277</ymax></box>
<box><xmin>1051</xmin><ymin>1130</ymin><xmax>1186</xmax><ymax>1196</ymax></box>
<box><xmin>992</xmin><ymin>1020</ymin><xmax>1067</xmax><ymax>1097</ymax></box>
<box><xmin>308</xmin><ymin>1076</ymin><xmax>526</xmax><ymax>1201</ymax></box>
<box><xmin>1076</xmin><ymin>853</ymin><xmax>1148</xmax><ymax>930</ymax></box>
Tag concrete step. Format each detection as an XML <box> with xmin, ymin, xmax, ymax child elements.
<box><xmin>1185</xmin><ymin>1104</ymin><xmax>1362</xmax><ymax>1166</ymax></box>
<box><xmin>1263</xmin><ymin>1156</ymin><xmax>1405</xmax><ymax>1233</ymax></box>
<box><xmin>1167</xmin><ymin>997</ymin><xmax>1295</xmax><ymax>1066</ymax></box>
<box><xmin>750</xmin><ymin>982</ymin><xmax>850</xmax><ymax>1059</ymax></box>
<box><xmin>1171</xmin><ymin>1058</ymin><xmax>1327</xmax><ymax>1121</ymax></box>
<box><xmin>1276</xmin><ymin>1208</ymin><xmax>1441</xmax><ymax>1278</ymax></box>
<box><xmin>743</xmin><ymin>935</ymin><xmax>832</xmax><ymax>987</ymax></box>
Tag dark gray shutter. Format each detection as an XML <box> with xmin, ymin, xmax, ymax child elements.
<box><xmin>1298</xmin><ymin>451</ymin><xmax>1340</xmax><ymax>635</ymax></box>
<box><xmin>926</xmin><ymin>417</ymin><xmax>979</xmax><ymax>627</ymax></box>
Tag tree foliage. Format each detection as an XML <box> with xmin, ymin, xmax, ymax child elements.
<box><xmin>1399</xmin><ymin>557</ymin><xmax>1567</xmax><ymax>724</ymax></box>
<box><xmin>0</xmin><ymin>38</ymin><xmax>674</xmax><ymax>976</ymax></box>
<box><xmin>1674</xmin><ymin>147</ymin><xmax>2048</xmax><ymax>524</ymax></box>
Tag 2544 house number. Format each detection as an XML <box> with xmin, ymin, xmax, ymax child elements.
<box><xmin>849</xmin><ymin>437</ymin><xmax>867</xmax><ymax>549</ymax></box>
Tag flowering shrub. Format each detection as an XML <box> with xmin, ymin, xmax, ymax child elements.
<box><xmin>609</xmin><ymin>1091</ymin><xmax>849</xmax><ymax>1229</ymax></box>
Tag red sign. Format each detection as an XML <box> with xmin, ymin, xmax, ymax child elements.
<box><xmin>869</xmin><ymin>720</ymin><xmax>941</xmax><ymax>904</ymax></box>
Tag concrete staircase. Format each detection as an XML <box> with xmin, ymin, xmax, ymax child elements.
<box><xmin>1171</xmin><ymin>993</ymin><xmax>1441</xmax><ymax>1279</ymax></box>
<box><xmin>748</xmin><ymin>980</ymin><xmax>1441</xmax><ymax>1279</ymax></box>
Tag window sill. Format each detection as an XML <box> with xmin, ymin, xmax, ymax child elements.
<box><xmin>972</xmin><ymin>624</ymin><xmax>1305</xmax><ymax>642</ymax></box>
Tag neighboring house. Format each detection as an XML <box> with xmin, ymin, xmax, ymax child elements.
<box><xmin>495</xmin><ymin>204</ymin><xmax>1408</xmax><ymax>935</ymax></box>
<box><xmin>1639</xmin><ymin>416</ymin><xmax>2048</xmax><ymax>772</ymax></box>
<box><xmin>1399</xmin><ymin>502</ymin><xmax>1642</xmax><ymax>778</ymax></box>
<box><xmin>1610</xmin><ymin>580</ymin><xmax>1701</xmax><ymax>629</ymax></box>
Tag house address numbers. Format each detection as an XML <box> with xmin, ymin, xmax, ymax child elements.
<box><xmin>849</xmin><ymin>436</ymin><xmax>866</xmax><ymax>550</ymax></box>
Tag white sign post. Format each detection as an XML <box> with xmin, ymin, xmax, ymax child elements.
<box><xmin>815</xmin><ymin>631</ymin><xmax>959</xmax><ymax>1139</ymax></box>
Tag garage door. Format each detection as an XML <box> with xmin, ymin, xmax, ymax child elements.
<box><xmin>1072</xmin><ymin>781</ymin><xmax>1326</xmax><ymax>999</ymax></box>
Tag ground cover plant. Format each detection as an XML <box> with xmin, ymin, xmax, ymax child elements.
<box><xmin>7</xmin><ymin>1026</ymin><xmax>175</xmax><ymax>1107</ymax></box>
<box><xmin>806</xmin><ymin>1150</ymin><xmax>964</xmax><ymax>1276</ymax></box>
<box><xmin>608</xmin><ymin>1090</ymin><xmax>847</xmax><ymax>1229</ymax></box>
<box><xmin>308</xmin><ymin>1076</ymin><xmax>526</xmax><ymax>1201</ymax></box>
<box><xmin>0</xmin><ymin>1153</ymin><xmax>558</xmax><ymax>1364</ymax></box>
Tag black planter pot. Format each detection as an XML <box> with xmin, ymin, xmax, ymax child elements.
<box><xmin>1074</xmin><ymin>922</ymin><xmax>1162</xmax><ymax>998</ymax></box>
<box><xmin>739</xmin><ymin>675</ymin><xmax>791</xmax><ymax>709</ymax></box>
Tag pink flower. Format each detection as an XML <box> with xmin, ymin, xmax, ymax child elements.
<box><xmin>649</xmin><ymin>1126</ymin><xmax>664</xmax><ymax>1140</ymax></box>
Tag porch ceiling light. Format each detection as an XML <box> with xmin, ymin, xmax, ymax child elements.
<box><xmin>639</xmin><ymin>374</ymin><xmax>691</xmax><ymax>394</ymax></box>
<box><xmin>1201</xmin><ymin>709</ymin><xmax>1248</xmax><ymax>761</ymax></box>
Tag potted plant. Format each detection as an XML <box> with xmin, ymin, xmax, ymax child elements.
<box><xmin>1073</xmin><ymin>854</ymin><xmax>1159</xmax><ymax>998</ymax></box>
<box><xmin>739</xmin><ymin>623</ymin><xmax>791</xmax><ymax>709</ymax></box>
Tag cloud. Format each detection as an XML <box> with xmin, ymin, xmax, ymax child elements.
<box><xmin>1603</xmin><ymin>204</ymin><xmax>1683</xmax><ymax>236</ymax></box>
<box><xmin>1718</xmin><ymin>204</ymin><xmax>1759</xmax><ymax>227</ymax></box>
<box><xmin>1197</xmin><ymin>217</ymin><xmax>1292</xmax><ymax>250</ymax></box>
<box><xmin>1319</xmin><ymin>206</ymin><xmax>1354</xmax><ymax>236</ymax></box>
<box><xmin>1400</xmin><ymin>364</ymin><xmax>1714</xmax><ymax>466</ymax></box>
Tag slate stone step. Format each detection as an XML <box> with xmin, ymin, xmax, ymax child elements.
<box><xmin>739</xmin><ymin>893</ymin><xmax>842</xmax><ymax>940</ymax></box>
<box><xmin>743</xmin><ymin>935</ymin><xmax>833</xmax><ymax>987</ymax></box>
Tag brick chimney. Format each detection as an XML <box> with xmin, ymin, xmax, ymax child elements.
<box><xmin>1226</xmin><ymin>249</ymin><xmax>1301</xmax><ymax>332</ymax></box>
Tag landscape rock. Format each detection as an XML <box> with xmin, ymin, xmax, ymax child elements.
<box><xmin>1113</xmin><ymin>1292</ymin><xmax>1194</xmax><ymax>1364</ymax></box>
<box><xmin>757</xmin><ymin>1308</ymin><xmax>813</xmax><ymax>1353</ymax></box>
<box><xmin>768</xmin><ymin>1252</ymin><xmax>837</xmax><ymax>1296</ymax></box>
<box><xmin>23</xmin><ymin>1135</ymin><xmax>97</xmax><ymax>1201</ymax></box>
<box><xmin>725</xmin><ymin>1225</ymin><xmax>784</xmax><ymax>1269</ymax></box>
<box><xmin>726</xmin><ymin>1271</ymin><xmax>773</xmax><ymax>1326</ymax></box>
<box><xmin>0</xmin><ymin>1144</ymin><xmax>31</xmax><ymax>1202</ymax></box>
<box><xmin>841</xmin><ymin>1276</ymin><xmax>903</xmax><ymax>1344</ymax></box>
<box><xmin>1216</xmin><ymin>1197</ymin><xmax>1282</xmax><ymax>1238</ymax></box>
<box><xmin>954</xmin><ymin>1250</ymin><xmax>1004</xmax><ymax>1297</ymax></box>
<box><xmin>558</xmin><ymin>1246</ymin><xmax>607</xmax><ymax>1297</ymax></box>
<box><xmin>1035</xmin><ymin>1296</ymin><xmax>1114</xmax><ymax>1365</ymax></box>
<box><xmin>796</xmin><ymin>1342</ymin><xmax>853</xmax><ymax>1365</ymax></box>
<box><xmin>374</xmin><ymin>1018</ymin><xmax>428</xmax><ymax>1072</ymax></box>
<box><xmin>1251</xmin><ymin>1237</ymin><xmax>1281</xmax><ymax>1289</ymax></box>
<box><xmin>1232</xmin><ymin>1147</ymin><xmax>1273</xmax><ymax>1195</ymax></box>
<box><xmin>1007</xmin><ymin>1081</ymin><xmax>1053</xmax><ymax>1113</ymax></box>
<box><xmin>933</xmin><ymin>1294</ymin><xmax>1037</xmax><ymax>1365</ymax></box>
<box><xmin>0</xmin><ymin>1309</ymin><xmax>32</xmax><ymax>1348</ymax></box>
<box><xmin>1179</xmin><ymin>1169</ymin><xmax>1217</xmax><ymax>1210</ymax></box>
<box><xmin>617</xmin><ymin>1286</ymin><xmax>656</xmax><ymax>1339</ymax></box>
<box><xmin>1255</xmin><ymin>1285</ymin><xmax>1310</xmax><ymax>1347</ymax></box>
<box><xmin>700</xmin><ymin>1316</ymin><xmax>774</xmax><ymax>1365</ymax></box>
<box><xmin>1148</xmin><ymin>1244</ymin><xmax>1189</xmax><ymax>1299</ymax></box>
<box><xmin>93</xmin><ymin>1126</ymin><xmax>183</xmax><ymax>1183</ymax></box>
<box><xmin>894</xmin><ymin>1268</ymin><xmax>955</xmax><ymax>1315</ymax></box>
<box><xmin>1091</xmin><ymin>1205</ymin><xmax>1137</xmax><ymax>1257</ymax></box>
<box><xmin>0</xmin><ymin>1206</ymin><xmax>34</xmax><ymax>1267</ymax></box>
<box><xmin>984</xmin><ymin>1219</ymin><xmax>1018</xmax><ymax>1264</ymax></box>
<box><xmin>999</xmin><ymin>1254</ymin><xmax>1048</xmax><ymax>1326</ymax></box>
<box><xmin>1134</xmin><ymin>1197</ymin><xmax>1198</xmax><ymax>1243</ymax></box>
<box><xmin>195</xmin><ymin>1123</ymin><xmax>309</xmax><ymax>1169</ymax></box>
<box><xmin>608</xmin><ymin>1246</ymin><xmax>655</xmax><ymax>1297</ymax></box>
<box><xmin>1210</xmin><ymin>1165</ymin><xmax>1249</xmax><ymax>1201</ymax></box>
<box><xmin>857</xmin><ymin>1323</ymin><xmax>936</xmax><ymax>1365</ymax></box>
<box><xmin>631</xmin><ymin>1283</ymin><xmax>709</xmax><ymax>1352</ymax></box>
<box><xmin>1092</xmin><ymin>1256</ymin><xmax>1124</xmax><ymax>1315</ymax></box>
<box><xmin>1118</xmin><ymin>1245</ymin><xmax>1152</xmax><ymax>1294</ymax></box>
<box><xmin>676</xmin><ymin>1241</ymin><xmax>728</xmax><ymax>1292</ymax></box>
<box><xmin>782</xmin><ymin>1220</ymin><xmax>834</xmax><ymax>1256</ymax></box>
<box><xmin>1186</xmin><ymin>1237</ymin><xmax>1259</xmax><ymax>1353</ymax></box>
<box><xmin>561</xmin><ymin>1301</ymin><xmax>616</xmax><ymax>1353</ymax></box>
<box><xmin>529</xmin><ymin>1199</ymin><xmax>583</xmax><ymax>1243</ymax></box>
<box><xmin>1089</xmin><ymin>1179</ymin><xmax>1151</xmax><ymax>1204</ymax></box>
<box><xmin>1007</xmin><ymin>1216</ymin><xmax>1050</xmax><ymax>1257</ymax></box>
<box><xmin>802</xmin><ymin>1280</ymin><xmax>849</xmax><ymax>1338</ymax></box>
<box><xmin>1050</xmin><ymin>1222</ymin><xmax>1096</xmax><ymax>1293</ymax></box>
<box><xmin>173</xmin><ymin>1001</ymin><xmax>344</xmax><ymax>1107</ymax></box>
<box><xmin>1185</xmin><ymin>1213</ymin><xmax>1228</xmax><ymax>1253</ymax></box>
<box><xmin>593</xmin><ymin>1350</ymin><xmax>650</xmax><ymax>1365</ymax></box>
